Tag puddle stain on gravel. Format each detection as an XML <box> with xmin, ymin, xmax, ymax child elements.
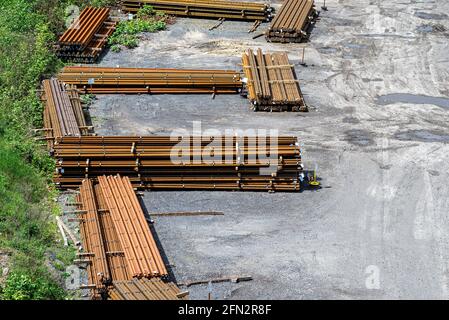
<box><xmin>414</xmin><ymin>12</ymin><xmax>448</xmax><ymax>20</ymax></box>
<box><xmin>344</xmin><ymin>129</ymin><xmax>374</xmax><ymax>146</ymax></box>
<box><xmin>376</xmin><ymin>93</ymin><xmax>449</xmax><ymax>109</ymax></box>
<box><xmin>395</xmin><ymin>130</ymin><xmax>449</xmax><ymax>143</ymax></box>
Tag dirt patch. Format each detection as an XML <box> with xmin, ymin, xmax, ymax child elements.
<box><xmin>0</xmin><ymin>251</ymin><xmax>11</xmax><ymax>285</ymax></box>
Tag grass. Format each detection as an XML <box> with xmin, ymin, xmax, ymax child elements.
<box><xmin>109</xmin><ymin>5</ymin><xmax>167</xmax><ymax>51</ymax></box>
<box><xmin>0</xmin><ymin>0</ymin><xmax>117</xmax><ymax>300</ymax></box>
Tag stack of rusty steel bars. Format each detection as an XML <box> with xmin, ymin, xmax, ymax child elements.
<box><xmin>242</xmin><ymin>49</ymin><xmax>307</xmax><ymax>112</ymax></box>
<box><xmin>76</xmin><ymin>175</ymin><xmax>169</xmax><ymax>299</ymax></box>
<box><xmin>94</xmin><ymin>183</ymin><xmax>131</xmax><ymax>282</ymax></box>
<box><xmin>65</xmin><ymin>84</ymin><xmax>88</xmax><ymax>134</ymax></box>
<box><xmin>40</xmin><ymin>79</ymin><xmax>90</xmax><ymax>148</ymax></box>
<box><xmin>57</xmin><ymin>66</ymin><xmax>243</xmax><ymax>94</ymax></box>
<box><xmin>76</xmin><ymin>179</ymin><xmax>111</xmax><ymax>298</ymax></box>
<box><xmin>108</xmin><ymin>278</ymin><xmax>188</xmax><ymax>300</ymax></box>
<box><xmin>266</xmin><ymin>0</ymin><xmax>318</xmax><ymax>43</ymax></box>
<box><xmin>98</xmin><ymin>175</ymin><xmax>167</xmax><ymax>278</ymax></box>
<box><xmin>52</xmin><ymin>136</ymin><xmax>304</xmax><ymax>191</ymax></box>
<box><xmin>122</xmin><ymin>0</ymin><xmax>273</xmax><ymax>21</ymax></box>
<box><xmin>56</xmin><ymin>7</ymin><xmax>117</xmax><ymax>63</ymax></box>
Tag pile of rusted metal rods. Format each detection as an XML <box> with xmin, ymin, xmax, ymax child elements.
<box><xmin>57</xmin><ymin>66</ymin><xmax>243</xmax><ymax>94</ymax></box>
<box><xmin>77</xmin><ymin>179</ymin><xmax>111</xmax><ymax>298</ymax></box>
<box><xmin>76</xmin><ymin>175</ymin><xmax>168</xmax><ymax>298</ymax></box>
<box><xmin>98</xmin><ymin>175</ymin><xmax>167</xmax><ymax>278</ymax></box>
<box><xmin>242</xmin><ymin>49</ymin><xmax>307</xmax><ymax>112</ymax></box>
<box><xmin>40</xmin><ymin>79</ymin><xmax>90</xmax><ymax>148</ymax></box>
<box><xmin>123</xmin><ymin>0</ymin><xmax>273</xmax><ymax>21</ymax></box>
<box><xmin>108</xmin><ymin>278</ymin><xmax>188</xmax><ymax>300</ymax></box>
<box><xmin>266</xmin><ymin>0</ymin><xmax>318</xmax><ymax>43</ymax></box>
<box><xmin>52</xmin><ymin>136</ymin><xmax>304</xmax><ymax>191</ymax></box>
<box><xmin>56</xmin><ymin>7</ymin><xmax>117</xmax><ymax>63</ymax></box>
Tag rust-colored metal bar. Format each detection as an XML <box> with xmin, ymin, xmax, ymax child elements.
<box><xmin>41</xmin><ymin>79</ymin><xmax>81</xmax><ymax>137</ymax></box>
<box><xmin>108</xmin><ymin>278</ymin><xmax>188</xmax><ymax>300</ymax></box>
<box><xmin>57</xmin><ymin>19</ymin><xmax>117</xmax><ymax>63</ymax></box>
<box><xmin>57</xmin><ymin>66</ymin><xmax>242</xmax><ymax>94</ymax></box>
<box><xmin>266</xmin><ymin>0</ymin><xmax>318</xmax><ymax>43</ymax></box>
<box><xmin>122</xmin><ymin>0</ymin><xmax>272</xmax><ymax>21</ymax></box>
<box><xmin>77</xmin><ymin>175</ymin><xmax>174</xmax><ymax>298</ymax></box>
<box><xmin>52</xmin><ymin>135</ymin><xmax>303</xmax><ymax>192</ymax></box>
<box><xmin>59</xmin><ymin>7</ymin><xmax>110</xmax><ymax>49</ymax></box>
<box><xmin>98</xmin><ymin>175</ymin><xmax>168</xmax><ymax>278</ymax></box>
<box><xmin>242</xmin><ymin>49</ymin><xmax>307</xmax><ymax>111</ymax></box>
<box><xmin>39</xmin><ymin>79</ymin><xmax>90</xmax><ymax>148</ymax></box>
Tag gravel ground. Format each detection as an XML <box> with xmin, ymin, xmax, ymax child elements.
<box><xmin>80</xmin><ymin>0</ymin><xmax>449</xmax><ymax>299</ymax></box>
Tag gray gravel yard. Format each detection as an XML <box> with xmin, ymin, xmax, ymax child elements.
<box><xmin>82</xmin><ymin>0</ymin><xmax>449</xmax><ymax>299</ymax></box>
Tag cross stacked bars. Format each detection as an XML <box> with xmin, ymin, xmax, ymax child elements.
<box><xmin>76</xmin><ymin>175</ymin><xmax>168</xmax><ymax>299</ymax></box>
<box><xmin>122</xmin><ymin>0</ymin><xmax>273</xmax><ymax>21</ymax></box>
<box><xmin>98</xmin><ymin>175</ymin><xmax>167</xmax><ymax>279</ymax></box>
<box><xmin>57</xmin><ymin>66</ymin><xmax>243</xmax><ymax>94</ymax></box>
<box><xmin>108</xmin><ymin>278</ymin><xmax>188</xmax><ymax>300</ymax></box>
<box><xmin>266</xmin><ymin>0</ymin><xmax>318</xmax><ymax>43</ymax></box>
<box><xmin>40</xmin><ymin>79</ymin><xmax>90</xmax><ymax>149</ymax></box>
<box><xmin>52</xmin><ymin>135</ymin><xmax>305</xmax><ymax>192</ymax></box>
<box><xmin>56</xmin><ymin>7</ymin><xmax>117</xmax><ymax>63</ymax></box>
<box><xmin>242</xmin><ymin>49</ymin><xmax>307</xmax><ymax>112</ymax></box>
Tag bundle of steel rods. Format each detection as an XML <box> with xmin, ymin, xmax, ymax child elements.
<box><xmin>77</xmin><ymin>179</ymin><xmax>111</xmax><ymax>298</ymax></box>
<box><xmin>57</xmin><ymin>66</ymin><xmax>243</xmax><ymax>94</ymax></box>
<box><xmin>242</xmin><ymin>49</ymin><xmax>307</xmax><ymax>112</ymax></box>
<box><xmin>108</xmin><ymin>278</ymin><xmax>187</xmax><ymax>300</ymax></box>
<box><xmin>76</xmin><ymin>175</ymin><xmax>168</xmax><ymax>298</ymax></box>
<box><xmin>56</xmin><ymin>7</ymin><xmax>117</xmax><ymax>63</ymax></box>
<box><xmin>98</xmin><ymin>175</ymin><xmax>167</xmax><ymax>278</ymax></box>
<box><xmin>52</xmin><ymin>136</ymin><xmax>305</xmax><ymax>191</ymax></box>
<box><xmin>266</xmin><ymin>0</ymin><xmax>318</xmax><ymax>43</ymax></box>
<box><xmin>123</xmin><ymin>0</ymin><xmax>273</xmax><ymax>21</ymax></box>
<box><xmin>40</xmin><ymin>79</ymin><xmax>90</xmax><ymax>148</ymax></box>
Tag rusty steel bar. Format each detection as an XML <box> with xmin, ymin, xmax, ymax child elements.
<box><xmin>242</xmin><ymin>49</ymin><xmax>307</xmax><ymax>111</ymax></box>
<box><xmin>98</xmin><ymin>175</ymin><xmax>168</xmax><ymax>278</ymax></box>
<box><xmin>58</xmin><ymin>66</ymin><xmax>242</xmax><ymax>94</ymax></box>
<box><xmin>59</xmin><ymin>7</ymin><xmax>110</xmax><ymax>49</ymax></box>
<box><xmin>57</xmin><ymin>7</ymin><xmax>116</xmax><ymax>63</ymax></box>
<box><xmin>77</xmin><ymin>175</ymin><xmax>172</xmax><ymax>298</ymax></box>
<box><xmin>40</xmin><ymin>79</ymin><xmax>90</xmax><ymax>148</ymax></box>
<box><xmin>122</xmin><ymin>0</ymin><xmax>273</xmax><ymax>21</ymax></box>
<box><xmin>108</xmin><ymin>278</ymin><xmax>188</xmax><ymax>300</ymax></box>
<box><xmin>51</xmin><ymin>135</ymin><xmax>304</xmax><ymax>192</ymax></box>
<box><xmin>266</xmin><ymin>0</ymin><xmax>318</xmax><ymax>43</ymax></box>
<box><xmin>41</xmin><ymin>79</ymin><xmax>81</xmax><ymax>137</ymax></box>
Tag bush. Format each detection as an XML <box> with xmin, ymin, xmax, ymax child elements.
<box><xmin>1</xmin><ymin>272</ymin><xmax>65</xmax><ymax>300</ymax></box>
<box><xmin>108</xmin><ymin>5</ymin><xmax>167</xmax><ymax>49</ymax></box>
<box><xmin>137</xmin><ymin>4</ymin><xmax>156</xmax><ymax>18</ymax></box>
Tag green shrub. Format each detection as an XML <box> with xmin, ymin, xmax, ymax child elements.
<box><xmin>1</xmin><ymin>272</ymin><xmax>65</xmax><ymax>300</ymax></box>
<box><xmin>137</xmin><ymin>4</ymin><xmax>156</xmax><ymax>19</ymax></box>
<box><xmin>111</xmin><ymin>44</ymin><xmax>122</xmax><ymax>53</ymax></box>
<box><xmin>108</xmin><ymin>6</ymin><xmax>167</xmax><ymax>49</ymax></box>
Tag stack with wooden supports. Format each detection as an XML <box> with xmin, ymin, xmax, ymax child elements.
<box><xmin>58</xmin><ymin>66</ymin><xmax>243</xmax><ymax>94</ymax></box>
<box><xmin>40</xmin><ymin>79</ymin><xmax>90</xmax><ymax>149</ymax></box>
<box><xmin>76</xmin><ymin>175</ymin><xmax>174</xmax><ymax>299</ymax></box>
<box><xmin>266</xmin><ymin>0</ymin><xmax>318</xmax><ymax>43</ymax></box>
<box><xmin>108</xmin><ymin>278</ymin><xmax>189</xmax><ymax>300</ymax></box>
<box><xmin>52</xmin><ymin>136</ymin><xmax>305</xmax><ymax>192</ymax></box>
<box><xmin>56</xmin><ymin>7</ymin><xmax>117</xmax><ymax>63</ymax></box>
<box><xmin>123</xmin><ymin>0</ymin><xmax>273</xmax><ymax>21</ymax></box>
<box><xmin>242</xmin><ymin>49</ymin><xmax>307</xmax><ymax>112</ymax></box>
